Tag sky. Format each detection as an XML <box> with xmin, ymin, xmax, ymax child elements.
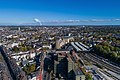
<box><xmin>0</xmin><ymin>0</ymin><xmax>120</xmax><ymax>25</ymax></box>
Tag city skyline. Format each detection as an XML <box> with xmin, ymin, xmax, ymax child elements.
<box><xmin>0</xmin><ymin>0</ymin><xmax>120</xmax><ymax>25</ymax></box>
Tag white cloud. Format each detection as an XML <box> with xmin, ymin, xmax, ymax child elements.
<box><xmin>42</xmin><ymin>18</ymin><xmax>120</xmax><ymax>24</ymax></box>
<box><xmin>114</xmin><ymin>19</ymin><xmax>120</xmax><ymax>21</ymax></box>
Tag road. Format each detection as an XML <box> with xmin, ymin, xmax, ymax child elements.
<box><xmin>38</xmin><ymin>52</ymin><xmax>48</xmax><ymax>80</ymax></box>
<box><xmin>43</xmin><ymin>53</ymin><xmax>51</xmax><ymax>80</ymax></box>
<box><xmin>0</xmin><ymin>46</ymin><xmax>16</xmax><ymax>80</ymax></box>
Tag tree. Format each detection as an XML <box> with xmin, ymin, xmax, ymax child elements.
<box><xmin>23</xmin><ymin>64</ymin><xmax>36</xmax><ymax>74</ymax></box>
<box><xmin>111</xmin><ymin>52</ymin><xmax>117</xmax><ymax>58</ymax></box>
<box><xmin>110</xmin><ymin>52</ymin><xmax>118</xmax><ymax>62</ymax></box>
<box><xmin>86</xmin><ymin>73</ymin><xmax>93</xmax><ymax>80</ymax></box>
<box><xmin>13</xmin><ymin>46</ymin><xmax>19</xmax><ymax>52</ymax></box>
<box><xmin>103</xmin><ymin>46</ymin><xmax>110</xmax><ymax>53</ymax></box>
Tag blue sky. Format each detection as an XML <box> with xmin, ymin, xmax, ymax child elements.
<box><xmin>0</xmin><ymin>0</ymin><xmax>120</xmax><ymax>25</ymax></box>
